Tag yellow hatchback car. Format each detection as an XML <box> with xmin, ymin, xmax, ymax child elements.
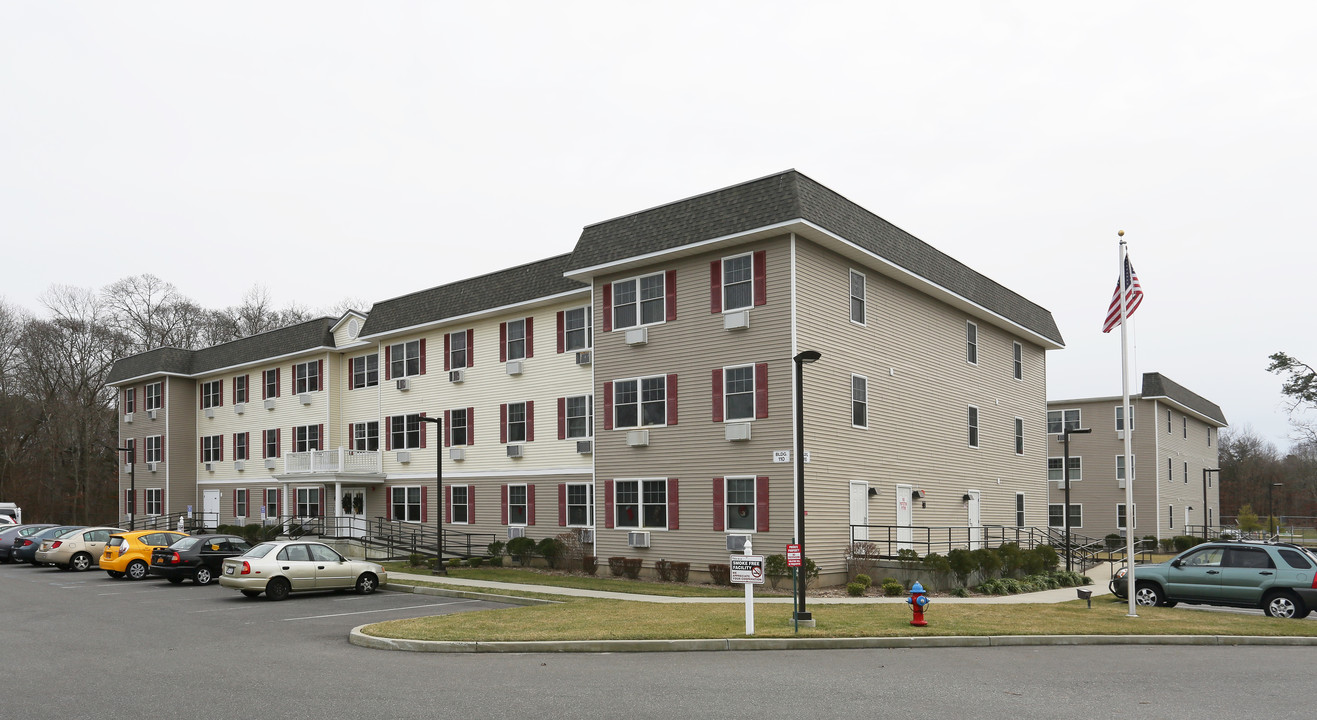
<box><xmin>101</xmin><ymin>530</ymin><xmax>189</xmax><ymax>580</ymax></box>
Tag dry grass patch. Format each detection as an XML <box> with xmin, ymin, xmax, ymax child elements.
<box><xmin>384</xmin><ymin>563</ymin><xmax>786</xmax><ymax>598</ymax></box>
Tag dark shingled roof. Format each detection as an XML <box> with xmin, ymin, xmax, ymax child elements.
<box><xmin>568</xmin><ymin>170</ymin><xmax>1063</xmax><ymax>346</ymax></box>
<box><xmin>105</xmin><ymin>318</ymin><xmax>337</xmax><ymax>384</ymax></box>
<box><xmin>359</xmin><ymin>253</ymin><xmax>587</xmax><ymax>337</ymax></box>
<box><xmin>1142</xmin><ymin>372</ymin><xmax>1228</xmax><ymax>427</ymax></box>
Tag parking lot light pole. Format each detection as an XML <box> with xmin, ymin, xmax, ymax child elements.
<box><xmin>1202</xmin><ymin>468</ymin><xmax>1219</xmax><ymax>537</ymax></box>
<box><xmin>793</xmin><ymin>350</ymin><xmax>821</xmax><ymax>623</ymax></box>
<box><xmin>1269</xmin><ymin>482</ymin><xmax>1283</xmax><ymax>538</ymax></box>
<box><xmin>1055</xmin><ymin>427</ymin><xmax>1090</xmax><ymax>572</ymax></box>
<box><xmin>115</xmin><ymin>446</ymin><xmax>136</xmax><ymax>531</ymax></box>
<box><xmin>419</xmin><ymin>416</ymin><xmax>446</xmax><ymax>575</ymax></box>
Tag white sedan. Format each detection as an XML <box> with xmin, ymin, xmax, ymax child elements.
<box><xmin>218</xmin><ymin>540</ymin><xmax>386</xmax><ymax>601</ymax></box>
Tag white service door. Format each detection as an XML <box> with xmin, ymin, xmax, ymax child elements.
<box><xmin>849</xmin><ymin>482</ymin><xmax>870</xmax><ymax>541</ymax></box>
<box><xmin>343</xmin><ymin>487</ymin><xmax>367</xmax><ymax>538</ymax></box>
<box><xmin>896</xmin><ymin>484</ymin><xmax>913</xmax><ymax>551</ymax></box>
<box><xmin>202</xmin><ymin>490</ymin><xmax>221</xmax><ymax>530</ymax></box>
<box><xmin>967</xmin><ymin>489</ymin><xmax>982</xmax><ymax>549</ymax></box>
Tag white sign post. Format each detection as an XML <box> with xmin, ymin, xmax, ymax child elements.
<box><xmin>730</xmin><ymin>539</ymin><xmax>765</xmax><ymax>635</ymax></box>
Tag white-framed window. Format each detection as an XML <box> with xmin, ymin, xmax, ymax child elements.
<box><xmin>564</xmin><ymin>306</ymin><xmax>592</xmax><ymax>351</ymax></box>
<box><xmin>1016</xmin><ymin>492</ymin><xmax>1026</xmax><ymax>527</ymax></box>
<box><xmin>145</xmin><ymin>381</ymin><xmax>162</xmax><ymax>411</ymax></box>
<box><xmin>968</xmin><ymin>405</ymin><xmax>980</xmax><ymax>448</ymax></box>
<box><xmin>263</xmin><ymin>369</ymin><xmax>279</xmax><ymax>399</ymax></box>
<box><xmin>612</xmin><ymin>272</ymin><xmax>665</xmax><ymax>329</ymax></box>
<box><xmin>201</xmin><ymin>380</ymin><xmax>221</xmax><ymax>409</ymax></box>
<box><xmin>235</xmin><ymin>488</ymin><xmax>247</xmax><ymax>519</ymax></box>
<box><xmin>296</xmin><ymin>487</ymin><xmax>321</xmax><ymax>517</ymax></box>
<box><xmin>966</xmin><ymin>321</ymin><xmax>978</xmax><ymax>365</ymax></box>
<box><xmin>451</xmin><ymin>485</ymin><xmax>470</xmax><ymax>524</ymax></box>
<box><xmin>265</xmin><ymin>488</ymin><xmax>278</xmax><ymax>519</ymax></box>
<box><xmin>1168</xmin><ymin>504</ymin><xmax>1174</xmax><ymax>529</ymax></box>
<box><xmin>145</xmin><ymin>488</ymin><xmax>162</xmax><ymax>516</ymax></box>
<box><xmin>1012</xmin><ymin>342</ymin><xmax>1022</xmax><ymax>380</ymax></box>
<box><xmin>391</xmin><ymin>339</ymin><xmax>422</xmax><ymax>377</ymax></box>
<box><xmin>1168</xmin><ymin>457</ymin><xmax>1173</xmax><ymax>483</ymax></box>
<box><xmin>294</xmin><ymin>361</ymin><xmax>320</xmax><ymax>393</ymax></box>
<box><xmin>1047</xmin><ymin>409</ymin><xmax>1080</xmax><ymax>434</ymax></box>
<box><xmin>615</xmin><ymin>479</ymin><xmax>667</xmax><ymax>529</ymax></box>
<box><xmin>234</xmin><ymin>375</ymin><xmax>248</xmax><ymax>404</ymax></box>
<box><xmin>566</xmin><ymin>483</ymin><xmax>593</xmax><ymax>527</ymax></box>
<box><xmin>506</xmin><ymin>318</ymin><xmax>527</xmax><ymax>361</ymax></box>
<box><xmin>1183</xmin><ymin>461</ymin><xmax>1188</xmax><ymax>483</ymax></box>
<box><xmin>1116</xmin><ymin>455</ymin><xmax>1135</xmax><ymax>480</ymax></box>
<box><xmin>390</xmin><ymin>415</ymin><xmax>423</xmax><ymax>450</ymax></box>
<box><xmin>263</xmin><ymin>429</ymin><xmax>281</xmax><ymax>459</ymax></box>
<box><xmin>722</xmin><ymin>253</ymin><xmax>754</xmax><ymax>312</ymax></box>
<box><xmin>391</xmin><ymin>486</ymin><xmax>422</xmax><ymax>522</ymax></box>
<box><xmin>1167</xmin><ymin>409</ymin><xmax>1172</xmax><ymax>433</ymax></box>
<box><xmin>124</xmin><ymin>387</ymin><xmax>136</xmax><ymax>414</ymax></box>
<box><xmin>294</xmin><ymin>425</ymin><xmax>320</xmax><ymax>453</ymax></box>
<box><xmin>851</xmin><ymin>374</ymin><xmax>868</xmax><ymax>428</ymax></box>
<box><xmin>1048</xmin><ymin>503</ymin><xmax>1082</xmax><ymax>528</ymax></box>
<box><xmin>234</xmin><ymin>432</ymin><xmax>249</xmax><ymax>461</ymax></box>
<box><xmin>1182</xmin><ymin>417</ymin><xmax>1187</xmax><ymax>439</ymax></box>
<box><xmin>723</xmin><ymin>365</ymin><xmax>756</xmax><ymax>421</ymax></box>
<box><xmin>1115</xmin><ymin>404</ymin><xmax>1134</xmax><ymax>431</ymax></box>
<box><xmin>446</xmin><ymin>333</ymin><xmax>467</xmax><ymax>370</ymax></box>
<box><xmin>506</xmin><ymin>402</ymin><xmax>528</xmax><ymax>443</ymax></box>
<box><xmin>725</xmin><ymin>476</ymin><xmax>756</xmax><ymax>531</ymax></box>
<box><xmin>849</xmin><ymin>269</ymin><xmax>866</xmax><ymax>325</ymax></box>
<box><xmin>124</xmin><ymin>438</ymin><xmax>135</xmax><ymax>466</ymax></box>
<box><xmin>351</xmin><ymin>354</ymin><xmax>379</xmax><ymax>389</ymax></box>
<box><xmin>1207</xmin><ymin>427</ymin><xmax>1212</xmax><ymax>446</ymax></box>
<box><xmin>449</xmin><ymin>408</ymin><xmax>470</xmax><ymax>446</ymax></box>
<box><xmin>1047</xmin><ymin>457</ymin><xmax>1082</xmax><ymax>482</ymax></box>
<box><xmin>1014</xmin><ymin>417</ymin><xmax>1024</xmax><ymax>455</ymax></box>
<box><xmin>146</xmin><ymin>435</ymin><xmax>162</xmax><ymax>464</ymax></box>
<box><xmin>353</xmin><ymin>421</ymin><xmax>379</xmax><ymax>452</ymax></box>
<box><xmin>508</xmin><ymin>484</ymin><xmax>528</xmax><ymax>525</ymax></box>
<box><xmin>565</xmin><ymin>396</ymin><xmax>593</xmax><ymax>439</ymax></box>
<box><xmin>202</xmin><ymin>435</ymin><xmax>223</xmax><ymax>463</ymax></box>
<box><xmin>614</xmin><ymin>376</ymin><xmax>668</xmax><ymax>428</ymax></box>
<box><xmin>1117</xmin><ymin>503</ymin><xmax>1137</xmax><ymax>530</ymax></box>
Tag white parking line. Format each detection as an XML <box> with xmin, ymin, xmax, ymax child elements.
<box><xmin>278</xmin><ymin>600</ymin><xmax>477</xmax><ymax>621</ymax></box>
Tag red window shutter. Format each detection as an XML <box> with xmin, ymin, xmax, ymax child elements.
<box><xmin>418</xmin><ymin>413</ymin><xmax>427</xmax><ymax>449</ymax></box>
<box><xmin>466</xmin><ymin>329</ymin><xmax>474</xmax><ymax>367</ymax></box>
<box><xmin>603</xmin><ymin>382</ymin><xmax>614</xmax><ymax>430</ymax></box>
<box><xmin>317</xmin><ymin>359</ymin><xmax>323</xmax><ymax>391</ymax></box>
<box><xmin>527</xmin><ymin>484</ymin><xmax>536</xmax><ymax>525</ymax></box>
<box><xmin>666</xmin><ymin>374</ymin><xmax>678</xmax><ymax>426</ymax></box>
<box><xmin>275</xmin><ymin>368</ymin><xmax>281</xmax><ymax>398</ymax></box>
<box><xmin>232</xmin><ymin>488</ymin><xmax>237</xmax><ymax>516</ymax></box>
<box><xmin>665</xmin><ymin>269</ymin><xmax>677</xmax><ymax>321</ymax></box>
<box><xmin>556</xmin><ymin>311</ymin><xmax>565</xmax><ymax>353</ymax></box>
<box><xmin>160</xmin><ymin>380</ymin><xmax>166</xmax><ymax>409</ymax></box>
<box><xmin>467</xmin><ymin>407</ymin><xmax>475</xmax><ymax>445</ymax></box>
<box><xmin>500</xmin><ymin>484</ymin><xmax>508</xmax><ymax>525</ymax></box>
<box><xmin>558</xmin><ymin>483</ymin><xmax>566</xmax><ymax>526</ymax></box>
<box><xmin>445</xmin><ymin>485</ymin><xmax>452</xmax><ymax>524</ymax></box>
<box><xmin>231</xmin><ymin>379</ymin><xmax>236</xmax><ymax>405</ymax></box>
<box><xmin>557</xmin><ymin>397</ymin><xmax>566</xmax><ymax>440</ymax></box>
<box><xmin>384</xmin><ymin>417</ymin><xmax>392</xmax><ymax>451</ymax></box>
<box><xmin>160</xmin><ymin>436</ymin><xmax>166</xmax><ymax>462</ymax></box>
<box><xmin>443</xmin><ymin>411</ymin><xmax>451</xmax><ymax>447</ymax></box>
<box><xmin>199</xmin><ymin>437</ymin><xmax>203</xmax><ymax>459</ymax></box>
<box><xmin>442</xmin><ymin>334</ymin><xmax>449</xmax><ymax>372</ymax></box>
<box><xmin>756</xmin><ymin>476</ymin><xmax>770</xmax><ymax>532</ymax></box>
<box><xmin>526</xmin><ymin>400</ymin><xmax>535</xmax><ymax>442</ymax></box>
<box><xmin>419</xmin><ymin>338</ymin><xmax>426</xmax><ymax>375</ymax></box>
<box><xmin>199</xmin><ymin>387</ymin><xmax>204</xmax><ymax>411</ymax></box>
<box><xmin>276</xmin><ymin>428</ymin><xmax>280</xmax><ymax>457</ymax></box>
<box><xmin>317</xmin><ymin>424</ymin><xmax>323</xmax><ymax>451</ymax></box>
<box><xmin>712</xmin><ymin>369</ymin><xmax>724</xmax><ymax>422</ymax></box>
<box><xmin>604</xmin><ymin>480</ymin><xmax>614</xmax><ymax>528</ymax></box>
<box><xmin>232</xmin><ymin>434</ymin><xmax>238</xmax><ymax>461</ymax></box>
<box><xmin>602</xmin><ymin>284</ymin><xmax>613</xmax><ymax>332</ymax></box>
<box><xmin>260</xmin><ymin>430</ymin><xmax>266</xmax><ymax>458</ymax></box>
<box><xmin>277</xmin><ymin>488</ymin><xmax>282</xmax><ymax>516</ymax></box>
<box><xmin>422</xmin><ymin>485</ymin><xmax>428</xmax><ymax>523</ymax></box>
<box><xmin>347</xmin><ymin>424</ymin><xmax>354</xmax><ymax>450</ymax></box>
<box><xmin>753</xmin><ymin>250</ymin><xmax>767</xmax><ymax>306</ymax></box>
<box><xmin>710</xmin><ymin>260</ymin><xmax>722</xmax><ymax>313</ymax></box>
<box><xmin>755</xmin><ymin>363</ymin><xmax>769</xmax><ymax>419</ymax></box>
<box><xmin>525</xmin><ymin>316</ymin><xmax>534</xmax><ymax>358</ymax></box>
<box><xmin>219</xmin><ymin>379</ymin><xmax>224</xmax><ymax>407</ymax></box>
<box><xmin>499</xmin><ymin>404</ymin><xmax>508</xmax><ymax>444</ymax></box>
<box><xmin>468</xmin><ymin>486</ymin><xmax>476</xmax><ymax>523</ymax></box>
<box><xmin>499</xmin><ymin>322</ymin><xmax>507</xmax><ymax>362</ymax></box>
<box><xmin>261</xmin><ymin>373</ymin><xmax>267</xmax><ymax>400</ymax></box>
<box><xmin>667</xmin><ymin>478</ymin><xmax>679</xmax><ymax>530</ymax></box>
<box><xmin>713</xmin><ymin>477</ymin><xmax>725</xmax><ymax>531</ymax></box>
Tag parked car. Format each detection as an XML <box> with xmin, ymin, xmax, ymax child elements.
<box><xmin>36</xmin><ymin>526</ymin><xmax>124</xmax><ymax>571</ymax></box>
<box><xmin>0</xmin><ymin>524</ymin><xmax>57</xmax><ymax>563</ymax></box>
<box><xmin>149</xmin><ymin>534</ymin><xmax>252</xmax><ymax>585</ymax></box>
<box><xmin>1111</xmin><ymin>540</ymin><xmax>1317</xmax><ymax>619</ymax></box>
<box><xmin>100</xmin><ymin>530</ymin><xmax>189</xmax><ymax>580</ymax></box>
<box><xmin>218</xmin><ymin>540</ymin><xmax>386</xmax><ymax>600</ymax></box>
<box><xmin>11</xmin><ymin>526</ymin><xmax>83</xmax><ymax>565</ymax></box>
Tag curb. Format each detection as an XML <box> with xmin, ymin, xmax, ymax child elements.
<box><xmin>382</xmin><ymin>582</ymin><xmax>556</xmax><ymax>607</ymax></box>
<box><xmin>348</xmin><ymin>629</ymin><xmax>1317</xmax><ymax>654</ymax></box>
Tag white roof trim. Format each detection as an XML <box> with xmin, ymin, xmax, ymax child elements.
<box><xmin>357</xmin><ymin>287</ymin><xmax>590</xmax><ymax>342</ymax></box>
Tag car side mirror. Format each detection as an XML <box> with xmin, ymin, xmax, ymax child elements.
<box><xmin>1170</xmin><ymin>558</ymin><xmax>1181</xmax><ymax>567</ymax></box>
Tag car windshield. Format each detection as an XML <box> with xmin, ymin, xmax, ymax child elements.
<box><xmin>242</xmin><ymin>543</ymin><xmax>277</xmax><ymax>559</ymax></box>
<box><xmin>172</xmin><ymin>537</ymin><xmax>201</xmax><ymax>551</ymax></box>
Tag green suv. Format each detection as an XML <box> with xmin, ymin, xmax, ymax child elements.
<box><xmin>1110</xmin><ymin>540</ymin><xmax>1317</xmax><ymax>619</ymax></box>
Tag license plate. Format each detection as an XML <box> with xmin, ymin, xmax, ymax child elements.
<box><xmin>225</xmin><ymin>566</ymin><xmax>234</xmax><ymax>575</ymax></box>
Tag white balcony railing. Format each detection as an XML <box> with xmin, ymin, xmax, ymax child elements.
<box><xmin>283</xmin><ymin>448</ymin><xmax>382</xmax><ymax>475</ymax></box>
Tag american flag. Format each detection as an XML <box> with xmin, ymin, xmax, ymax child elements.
<box><xmin>1102</xmin><ymin>255</ymin><xmax>1143</xmax><ymax>333</ymax></box>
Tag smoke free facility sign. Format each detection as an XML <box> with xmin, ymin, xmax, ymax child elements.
<box><xmin>730</xmin><ymin>555</ymin><xmax>765</xmax><ymax>584</ymax></box>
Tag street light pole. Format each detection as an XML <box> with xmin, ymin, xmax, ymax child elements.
<box><xmin>419</xmin><ymin>416</ymin><xmax>446</xmax><ymax>575</ymax></box>
<box><xmin>792</xmin><ymin>350</ymin><xmax>821</xmax><ymax>623</ymax></box>
<box><xmin>1056</xmin><ymin>427</ymin><xmax>1090</xmax><ymax>573</ymax></box>
<box><xmin>1269</xmin><ymin>482</ymin><xmax>1283</xmax><ymax>538</ymax></box>
<box><xmin>1202</xmin><ymin>468</ymin><xmax>1219</xmax><ymax>538</ymax></box>
<box><xmin>115</xmin><ymin>446</ymin><xmax>136</xmax><ymax>531</ymax></box>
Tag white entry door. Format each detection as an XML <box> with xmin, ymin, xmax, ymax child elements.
<box><xmin>342</xmin><ymin>487</ymin><xmax>367</xmax><ymax>539</ymax></box>
<box><xmin>849</xmin><ymin>482</ymin><xmax>870</xmax><ymax>541</ymax></box>
<box><xmin>967</xmin><ymin>489</ymin><xmax>982</xmax><ymax>549</ymax></box>
<box><xmin>895</xmin><ymin>484</ymin><xmax>913</xmax><ymax>551</ymax></box>
<box><xmin>202</xmin><ymin>490</ymin><xmax>221</xmax><ymax>530</ymax></box>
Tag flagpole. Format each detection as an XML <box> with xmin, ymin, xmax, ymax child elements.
<box><xmin>1118</xmin><ymin>230</ymin><xmax>1137</xmax><ymax>618</ymax></box>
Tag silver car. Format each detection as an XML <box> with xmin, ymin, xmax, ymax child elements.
<box><xmin>35</xmin><ymin>526</ymin><xmax>124</xmax><ymax>571</ymax></box>
<box><xmin>218</xmin><ymin>540</ymin><xmax>386</xmax><ymax>601</ymax></box>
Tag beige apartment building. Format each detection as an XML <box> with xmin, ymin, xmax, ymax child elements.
<box><xmin>106</xmin><ymin>170</ymin><xmax>1065</xmax><ymax>579</ymax></box>
<box><xmin>1046</xmin><ymin>372</ymin><xmax>1228</xmax><ymax>542</ymax></box>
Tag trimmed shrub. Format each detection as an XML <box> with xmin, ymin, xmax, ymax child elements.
<box><xmin>654</xmin><ymin>559</ymin><xmax>674</xmax><ymax>582</ymax></box>
<box><xmin>555</xmin><ymin>531</ymin><xmax>584</xmax><ymax>571</ymax></box>
<box><xmin>1104</xmin><ymin>533</ymin><xmax>1122</xmax><ymax>551</ymax></box>
<box><xmin>582</xmin><ymin>555</ymin><xmax>598</xmax><ymax>576</ymax></box>
<box><xmin>408</xmin><ymin>553</ymin><xmax>426</xmax><ymax>567</ymax></box>
<box><xmin>948</xmin><ymin>549</ymin><xmax>975</xmax><ymax>586</ymax></box>
<box><xmin>847</xmin><ymin>582</ymin><xmax>867</xmax><ymax>597</ymax></box>
<box><xmin>468</xmin><ymin>557</ymin><xmax>484</xmax><ymax>568</ymax></box>
<box><xmin>923</xmin><ymin>552</ymin><xmax>951</xmax><ymax>578</ymax></box>
<box><xmin>1019</xmin><ymin>549</ymin><xmax>1045</xmax><ymax>576</ymax></box>
<box><xmin>1034</xmin><ymin>544</ymin><xmax>1059</xmax><ymax>572</ymax></box>
<box><xmin>507</xmin><ymin>537</ymin><xmax>536</xmax><ymax>566</ymax></box>
<box><xmin>622</xmin><ymin>557</ymin><xmax>643</xmax><ymax>579</ymax></box>
<box><xmin>765</xmin><ymin>554</ymin><xmax>789</xmax><ymax>590</ymax></box>
<box><xmin>671</xmin><ymin>562</ymin><xmax>690</xmax><ymax>583</ymax></box>
<box><xmin>997</xmin><ymin>543</ymin><xmax>1024</xmax><ymax>578</ymax></box>
<box><xmin>488</xmin><ymin>556</ymin><xmax>503</xmax><ymax>567</ymax></box>
<box><xmin>882</xmin><ymin>580</ymin><xmax>904</xmax><ymax>597</ymax></box>
<box><xmin>896</xmin><ymin>548</ymin><xmax>921</xmax><ymax>573</ymax></box>
<box><xmin>1160</xmin><ymin>538</ymin><xmax>1176</xmax><ymax>553</ymax></box>
<box><xmin>972</xmin><ymin>548</ymin><xmax>1002</xmax><ymax>579</ymax></box>
<box><xmin>1173</xmin><ymin>535</ymin><xmax>1203</xmax><ymax>552</ymax></box>
<box><xmin>854</xmin><ymin>573</ymin><xmax>873</xmax><ymax>589</ymax></box>
<box><xmin>951</xmin><ymin>587</ymin><xmax>970</xmax><ymax>598</ymax></box>
<box><xmin>608</xmin><ymin>556</ymin><xmax>627</xmax><ymax>577</ymax></box>
<box><xmin>487</xmin><ymin>540</ymin><xmax>506</xmax><ymax>558</ymax></box>
<box><xmin>846</xmin><ymin>541</ymin><xmax>880</xmax><ymax>583</ymax></box>
<box><xmin>536</xmin><ymin>537</ymin><xmax>565</xmax><ymax>569</ymax></box>
<box><xmin>708</xmin><ymin>563</ymin><xmax>731</xmax><ymax>586</ymax></box>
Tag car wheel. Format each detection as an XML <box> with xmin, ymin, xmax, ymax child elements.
<box><xmin>126</xmin><ymin>560</ymin><xmax>149</xmax><ymax>580</ymax></box>
<box><xmin>264</xmin><ymin>577</ymin><xmax>291</xmax><ymax>601</ymax></box>
<box><xmin>107</xmin><ymin>570</ymin><xmax>124</xmax><ymax>579</ymax></box>
<box><xmin>241</xmin><ymin>590</ymin><xmax>262</xmax><ymax>598</ymax></box>
<box><xmin>167</xmin><ymin>576</ymin><xmax>184</xmax><ymax>585</ymax></box>
<box><xmin>71</xmin><ymin>553</ymin><xmax>94</xmax><ymax>572</ymax></box>
<box><xmin>355</xmin><ymin>573</ymin><xmax>378</xmax><ymax>595</ymax></box>
<box><xmin>1134</xmin><ymin>582</ymin><xmax>1167</xmax><ymax>607</ymax></box>
<box><xmin>1264</xmin><ymin>591</ymin><xmax>1308</xmax><ymax>619</ymax></box>
<box><xmin>194</xmin><ymin>567</ymin><xmax>213</xmax><ymax>586</ymax></box>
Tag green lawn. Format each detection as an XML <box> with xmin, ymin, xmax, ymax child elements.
<box><xmin>382</xmin><ymin>562</ymin><xmax>796</xmax><ymax>598</ymax></box>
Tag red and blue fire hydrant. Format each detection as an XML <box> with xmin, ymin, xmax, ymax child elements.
<box><xmin>907</xmin><ymin>581</ymin><xmax>930</xmax><ymax>627</ymax></box>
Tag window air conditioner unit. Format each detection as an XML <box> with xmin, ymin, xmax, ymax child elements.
<box><xmin>626</xmin><ymin>430</ymin><xmax>649</xmax><ymax>447</ymax></box>
<box><xmin>449</xmin><ymin>448</ymin><xmax>465</xmax><ymax>461</ymax></box>
<box><xmin>723</xmin><ymin>310</ymin><xmax>750</xmax><ymax>331</ymax></box>
<box><xmin>147</xmin><ymin>462</ymin><xmax>159</xmax><ymax>473</ymax></box>
<box><xmin>505</xmin><ymin>360</ymin><xmax>523</xmax><ymax>376</ymax></box>
<box><xmin>264</xmin><ymin>458</ymin><xmax>277</xmax><ymax>470</ymax></box>
<box><xmin>396</xmin><ymin>451</ymin><xmax>411</xmax><ymax>464</ymax></box>
<box><xmin>506</xmin><ymin>444</ymin><xmax>523</xmax><ymax>458</ymax></box>
<box><xmin>299</xmin><ymin>393</ymin><xmax>312</xmax><ymax>406</ymax></box>
<box><xmin>234</xmin><ymin>403</ymin><xmax>245</xmax><ymax>415</ymax></box>
<box><xmin>507</xmin><ymin>526</ymin><xmax>525</xmax><ymax>539</ymax></box>
<box><xmin>627</xmin><ymin>531</ymin><xmax>650</xmax><ymax>548</ymax></box>
<box><xmin>726</xmin><ymin>534</ymin><xmax>750</xmax><ymax>552</ymax></box>
<box><xmin>234</xmin><ymin>461</ymin><xmax>245</xmax><ymax>472</ymax></box>
<box><xmin>578</xmin><ymin>528</ymin><xmax>594</xmax><ymax>544</ymax></box>
<box><xmin>396</xmin><ymin>378</ymin><xmax>410</xmax><ymax>391</ymax></box>
<box><xmin>124</xmin><ymin>463</ymin><xmax>133</xmax><ymax>473</ymax></box>
<box><xmin>264</xmin><ymin>398</ymin><xmax>277</xmax><ymax>410</ymax></box>
<box><xmin>1116</xmin><ymin>430</ymin><xmax>1126</xmax><ymax>441</ymax></box>
<box><xmin>205</xmin><ymin>462</ymin><xmax>214</xmax><ymax>472</ymax></box>
<box><xmin>725</xmin><ymin>423</ymin><xmax>752</xmax><ymax>442</ymax></box>
<box><xmin>1118</xmin><ymin>478</ymin><xmax>1127</xmax><ymax>489</ymax></box>
<box><xmin>576</xmin><ymin>440</ymin><xmax>593</xmax><ymax>454</ymax></box>
<box><xmin>204</xmin><ymin>407</ymin><xmax>215</xmax><ymax>419</ymax></box>
<box><xmin>624</xmin><ymin>328</ymin><xmax>648</xmax><ymax>346</ymax></box>
<box><xmin>575</xmin><ymin>351</ymin><xmax>592</xmax><ymax>366</ymax></box>
<box><xmin>449</xmin><ymin>370</ymin><xmax>465</xmax><ymax>384</ymax></box>
<box><xmin>147</xmin><ymin>409</ymin><xmax>158</xmax><ymax>420</ymax></box>
<box><xmin>124</xmin><ymin>412</ymin><xmax>133</xmax><ymax>424</ymax></box>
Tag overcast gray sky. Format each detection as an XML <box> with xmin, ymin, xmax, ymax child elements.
<box><xmin>3</xmin><ymin>2</ymin><xmax>1313</xmax><ymax>449</ymax></box>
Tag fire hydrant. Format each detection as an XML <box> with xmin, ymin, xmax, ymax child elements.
<box><xmin>907</xmin><ymin>581</ymin><xmax>930</xmax><ymax>627</ymax></box>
